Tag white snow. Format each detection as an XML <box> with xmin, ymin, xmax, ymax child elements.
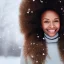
<box><xmin>0</xmin><ymin>56</ymin><xmax>20</xmax><ymax>64</ymax></box>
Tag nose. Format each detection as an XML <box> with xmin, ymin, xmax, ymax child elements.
<box><xmin>50</xmin><ymin>22</ymin><xmax>54</xmax><ymax>28</ymax></box>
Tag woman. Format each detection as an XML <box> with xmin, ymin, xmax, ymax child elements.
<box><xmin>19</xmin><ymin>0</ymin><xmax>64</xmax><ymax>64</ymax></box>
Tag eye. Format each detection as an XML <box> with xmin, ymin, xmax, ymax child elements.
<box><xmin>54</xmin><ymin>20</ymin><xmax>59</xmax><ymax>22</ymax></box>
<box><xmin>44</xmin><ymin>21</ymin><xmax>49</xmax><ymax>23</ymax></box>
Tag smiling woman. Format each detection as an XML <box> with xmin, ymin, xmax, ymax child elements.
<box><xmin>41</xmin><ymin>10</ymin><xmax>60</xmax><ymax>37</ymax></box>
<box><xmin>19</xmin><ymin>0</ymin><xmax>64</xmax><ymax>64</ymax></box>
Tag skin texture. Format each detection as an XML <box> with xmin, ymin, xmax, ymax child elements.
<box><xmin>41</xmin><ymin>10</ymin><xmax>60</xmax><ymax>37</ymax></box>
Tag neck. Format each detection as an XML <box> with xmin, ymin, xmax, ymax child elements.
<box><xmin>44</xmin><ymin>33</ymin><xmax>59</xmax><ymax>44</ymax></box>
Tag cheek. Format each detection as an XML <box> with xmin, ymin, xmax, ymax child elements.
<box><xmin>56</xmin><ymin>23</ymin><xmax>60</xmax><ymax>30</ymax></box>
<box><xmin>41</xmin><ymin>23</ymin><xmax>48</xmax><ymax>30</ymax></box>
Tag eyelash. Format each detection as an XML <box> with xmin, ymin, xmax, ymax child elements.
<box><xmin>54</xmin><ymin>20</ymin><xmax>59</xmax><ymax>22</ymax></box>
<box><xmin>44</xmin><ymin>20</ymin><xmax>59</xmax><ymax>23</ymax></box>
<box><xmin>44</xmin><ymin>21</ymin><xmax>49</xmax><ymax>23</ymax></box>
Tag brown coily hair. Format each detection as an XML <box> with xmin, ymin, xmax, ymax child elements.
<box><xmin>19</xmin><ymin>0</ymin><xmax>64</xmax><ymax>64</ymax></box>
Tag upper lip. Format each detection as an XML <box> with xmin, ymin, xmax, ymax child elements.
<box><xmin>48</xmin><ymin>29</ymin><xmax>55</xmax><ymax>30</ymax></box>
<box><xmin>47</xmin><ymin>29</ymin><xmax>56</xmax><ymax>30</ymax></box>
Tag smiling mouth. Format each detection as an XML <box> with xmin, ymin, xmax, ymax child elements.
<box><xmin>47</xmin><ymin>29</ymin><xmax>56</xmax><ymax>33</ymax></box>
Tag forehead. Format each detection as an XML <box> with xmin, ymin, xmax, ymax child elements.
<box><xmin>41</xmin><ymin>10</ymin><xmax>59</xmax><ymax>18</ymax></box>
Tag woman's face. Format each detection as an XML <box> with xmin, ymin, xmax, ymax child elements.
<box><xmin>41</xmin><ymin>10</ymin><xmax>60</xmax><ymax>37</ymax></box>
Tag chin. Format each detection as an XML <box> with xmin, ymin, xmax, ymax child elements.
<box><xmin>47</xmin><ymin>33</ymin><xmax>57</xmax><ymax>37</ymax></box>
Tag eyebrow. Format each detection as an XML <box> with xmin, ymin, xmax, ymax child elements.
<box><xmin>54</xmin><ymin>18</ymin><xmax>59</xmax><ymax>20</ymax></box>
<box><xmin>43</xmin><ymin>18</ymin><xmax>49</xmax><ymax>20</ymax></box>
<box><xmin>43</xmin><ymin>18</ymin><xmax>59</xmax><ymax>20</ymax></box>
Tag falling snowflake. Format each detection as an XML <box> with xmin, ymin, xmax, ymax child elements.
<box><xmin>59</xmin><ymin>0</ymin><xmax>62</xmax><ymax>3</ymax></box>
<box><xmin>40</xmin><ymin>0</ymin><xmax>43</xmax><ymax>3</ymax></box>
<box><xmin>37</xmin><ymin>35</ymin><xmax>39</xmax><ymax>38</ymax></box>
<box><xmin>33</xmin><ymin>0</ymin><xmax>35</xmax><ymax>2</ymax></box>
<box><xmin>42</xmin><ymin>53</ymin><xmax>45</xmax><ymax>55</ymax></box>
<box><xmin>31</xmin><ymin>55</ymin><xmax>34</xmax><ymax>58</ymax></box>
<box><xmin>36</xmin><ymin>60</ymin><xmax>38</xmax><ymax>63</ymax></box>
<box><xmin>61</xmin><ymin>7</ymin><xmax>63</xmax><ymax>10</ymax></box>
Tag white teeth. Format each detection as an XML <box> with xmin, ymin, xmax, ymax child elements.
<box><xmin>48</xmin><ymin>30</ymin><xmax>55</xmax><ymax>33</ymax></box>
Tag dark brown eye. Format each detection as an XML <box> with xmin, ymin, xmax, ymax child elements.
<box><xmin>54</xmin><ymin>20</ymin><xmax>59</xmax><ymax>22</ymax></box>
<box><xmin>44</xmin><ymin>21</ymin><xmax>49</xmax><ymax>23</ymax></box>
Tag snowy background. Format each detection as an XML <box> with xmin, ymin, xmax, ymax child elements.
<box><xmin>0</xmin><ymin>0</ymin><xmax>24</xmax><ymax>64</ymax></box>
